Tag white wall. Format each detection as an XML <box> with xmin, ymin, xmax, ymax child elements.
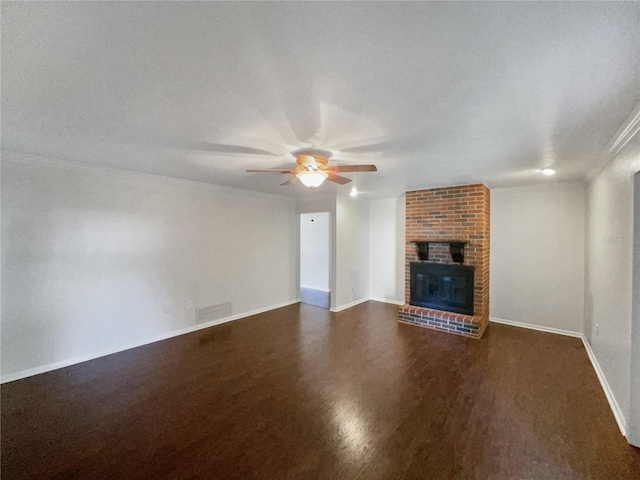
<box><xmin>296</xmin><ymin>195</ymin><xmax>336</xmax><ymax>216</ymax></box>
<box><xmin>369</xmin><ymin>196</ymin><xmax>405</xmax><ymax>304</ymax></box>
<box><xmin>1</xmin><ymin>155</ymin><xmax>298</xmax><ymax>380</ymax></box>
<box><xmin>585</xmin><ymin>129</ymin><xmax>639</xmax><ymax>437</ymax></box>
<box><xmin>300</xmin><ymin>212</ymin><xmax>330</xmax><ymax>291</ymax></box>
<box><xmin>334</xmin><ymin>194</ymin><xmax>370</xmax><ymax>309</ymax></box>
<box><xmin>490</xmin><ymin>183</ymin><xmax>586</xmax><ymax>333</ymax></box>
<box><xmin>630</xmin><ymin>172</ymin><xmax>640</xmax><ymax>446</ymax></box>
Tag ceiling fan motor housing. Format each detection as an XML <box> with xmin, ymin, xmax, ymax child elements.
<box><xmin>246</xmin><ymin>147</ymin><xmax>376</xmax><ymax>187</ymax></box>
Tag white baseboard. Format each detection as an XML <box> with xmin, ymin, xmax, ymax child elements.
<box><xmin>490</xmin><ymin>316</ymin><xmax>627</xmax><ymax>438</ymax></box>
<box><xmin>368</xmin><ymin>296</ymin><xmax>404</xmax><ymax>306</ymax></box>
<box><xmin>490</xmin><ymin>317</ymin><xmax>583</xmax><ymax>338</ymax></box>
<box><xmin>5</xmin><ymin>303</ymin><xmax>628</xmax><ymax>440</ymax></box>
<box><xmin>580</xmin><ymin>336</ymin><xmax>628</xmax><ymax>437</ymax></box>
<box><xmin>0</xmin><ymin>299</ymin><xmax>300</xmax><ymax>384</ymax></box>
<box><xmin>330</xmin><ymin>297</ymin><xmax>370</xmax><ymax>313</ymax></box>
<box><xmin>330</xmin><ymin>296</ymin><xmax>403</xmax><ymax>312</ymax></box>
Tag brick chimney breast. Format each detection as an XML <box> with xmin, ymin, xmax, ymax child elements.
<box><xmin>399</xmin><ymin>184</ymin><xmax>490</xmax><ymax>338</ymax></box>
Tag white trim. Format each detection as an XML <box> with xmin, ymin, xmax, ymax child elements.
<box><xmin>300</xmin><ymin>285</ymin><xmax>331</xmax><ymax>293</ymax></box>
<box><xmin>490</xmin><ymin>316</ymin><xmax>627</xmax><ymax>438</ymax></box>
<box><xmin>609</xmin><ymin>105</ymin><xmax>640</xmax><ymax>159</ymax></box>
<box><xmin>3</xmin><ymin>300</ymin><xmax>628</xmax><ymax>439</ymax></box>
<box><xmin>330</xmin><ymin>297</ymin><xmax>369</xmax><ymax>313</ymax></box>
<box><xmin>489</xmin><ymin>317</ymin><xmax>582</xmax><ymax>338</ymax></box>
<box><xmin>0</xmin><ymin>299</ymin><xmax>299</xmax><ymax>384</ymax></box>
<box><xmin>368</xmin><ymin>296</ymin><xmax>404</xmax><ymax>306</ymax></box>
<box><xmin>588</xmin><ymin>104</ymin><xmax>640</xmax><ymax>181</ymax></box>
<box><xmin>580</xmin><ymin>336</ymin><xmax>628</xmax><ymax>438</ymax></box>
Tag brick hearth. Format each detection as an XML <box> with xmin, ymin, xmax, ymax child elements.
<box><xmin>399</xmin><ymin>184</ymin><xmax>490</xmax><ymax>338</ymax></box>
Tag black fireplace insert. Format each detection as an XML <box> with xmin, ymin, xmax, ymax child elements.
<box><xmin>410</xmin><ymin>262</ymin><xmax>474</xmax><ymax>315</ymax></box>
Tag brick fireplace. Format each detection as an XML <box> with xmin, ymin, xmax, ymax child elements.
<box><xmin>399</xmin><ymin>184</ymin><xmax>490</xmax><ymax>338</ymax></box>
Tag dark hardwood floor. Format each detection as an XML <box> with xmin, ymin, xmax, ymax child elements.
<box><xmin>2</xmin><ymin>301</ymin><xmax>639</xmax><ymax>479</ymax></box>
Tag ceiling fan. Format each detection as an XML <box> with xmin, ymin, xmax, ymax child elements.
<box><xmin>246</xmin><ymin>148</ymin><xmax>377</xmax><ymax>188</ymax></box>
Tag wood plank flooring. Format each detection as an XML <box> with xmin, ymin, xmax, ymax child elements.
<box><xmin>2</xmin><ymin>301</ymin><xmax>639</xmax><ymax>479</ymax></box>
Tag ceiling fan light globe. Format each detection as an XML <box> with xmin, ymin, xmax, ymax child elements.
<box><xmin>297</xmin><ymin>170</ymin><xmax>328</xmax><ymax>188</ymax></box>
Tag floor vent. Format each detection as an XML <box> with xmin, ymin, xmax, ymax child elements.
<box><xmin>196</xmin><ymin>302</ymin><xmax>231</xmax><ymax>324</ymax></box>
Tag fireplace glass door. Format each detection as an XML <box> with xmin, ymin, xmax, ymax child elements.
<box><xmin>410</xmin><ymin>262</ymin><xmax>474</xmax><ymax>315</ymax></box>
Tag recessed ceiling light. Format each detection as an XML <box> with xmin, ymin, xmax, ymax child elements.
<box><xmin>541</xmin><ymin>168</ymin><xmax>556</xmax><ymax>176</ymax></box>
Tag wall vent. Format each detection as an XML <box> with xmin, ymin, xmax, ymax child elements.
<box><xmin>196</xmin><ymin>302</ymin><xmax>231</xmax><ymax>324</ymax></box>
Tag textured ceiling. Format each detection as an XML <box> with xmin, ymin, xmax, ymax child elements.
<box><xmin>2</xmin><ymin>1</ymin><xmax>639</xmax><ymax>198</ymax></box>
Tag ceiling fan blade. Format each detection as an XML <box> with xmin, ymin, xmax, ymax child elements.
<box><xmin>246</xmin><ymin>169</ymin><xmax>297</xmax><ymax>173</ymax></box>
<box><xmin>326</xmin><ymin>173</ymin><xmax>352</xmax><ymax>185</ymax></box>
<box><xmin>281</xmin><ymin>177</ymin><xmax>299</xmax><ymax>186</ymax></box>
<box><xmin>326</xmin><ymin>164</ymin><xmax>378</xmax><ymax>172</ymax></box>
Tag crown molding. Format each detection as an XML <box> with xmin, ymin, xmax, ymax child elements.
<box><xmin>587</xmin><ymin>105</ymin><xmax>640</xmax><ymax>181</ymax></box>
<box><xmin>609</xmin><ymin>105</ymin><xmax>640</xmax><ymax>159</ymax></box>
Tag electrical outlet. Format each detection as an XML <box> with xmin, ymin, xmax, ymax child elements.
<box><xmin>186</xmin><ymin>299</ymin><xmax>193</xmax><ymax>309</ymax></box>
<box><xmin>164</xmin><ymin>305</ymin><xmax>171</xmax><ymax>313</ymax></box>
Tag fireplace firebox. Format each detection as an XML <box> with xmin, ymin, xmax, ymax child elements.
<box><xmin>410</xmin><ymin>262</ymin><xmax>474</xmax><ymax>315</ymax></box>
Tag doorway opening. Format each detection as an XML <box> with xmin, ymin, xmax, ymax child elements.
<box><xmin>300</xmin><ymin>212</ymin><xmax>330</xmax><ymax>308</ymax></box>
